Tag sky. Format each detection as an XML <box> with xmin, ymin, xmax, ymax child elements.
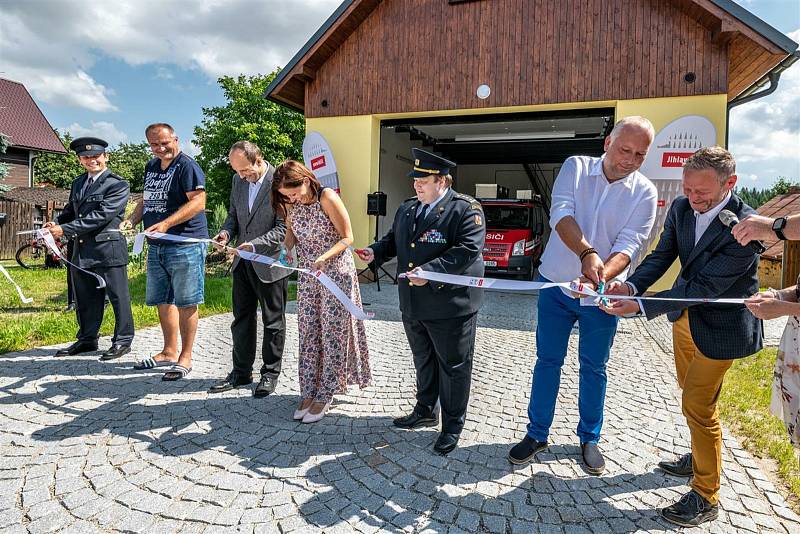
<box><xmin>0</xmin><ymin>0</ymin><xmax>798</xmax><ymax>189</ymax></box>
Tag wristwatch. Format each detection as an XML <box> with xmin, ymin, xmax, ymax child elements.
<box><xmin>772</xmin><ymin>217</ymin><xmax>788</xmax><ymax>240</ymax></box>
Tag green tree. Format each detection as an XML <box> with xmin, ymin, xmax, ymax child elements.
<box><xmin>108</xmin><ymin>142</ymin><xmax>151</xmax><ymax>192</ymax></box>
<box><xmin>193</xmin><ymin>71</ymin><xmax>306</xmax><ymax>210</ymax></box>
<box><xmin>33</xmin><ymin>131</ymin><xmax>83</xmax><ymax>188</ymax></box>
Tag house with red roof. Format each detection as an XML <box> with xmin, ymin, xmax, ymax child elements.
<box><xmin>0</xmin><ymin>78</ymin><xmax>67</xmax><ymax>188</ymax></box>
<box><xmin>756</xmin><ymin>189</ymin><xmax>800</xmax><ymax>288</ymax></box>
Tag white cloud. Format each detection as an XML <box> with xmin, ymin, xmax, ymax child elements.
<box><xmin>184</xmin><ymin>139</ymin><xmax>202</xmax><ymax>158</ymax></box>
<box><xmin>154</xmin><ymin>67</ymin><xmax>174</xmax><ymax>81</ymax></box>
<box><xmin>65</xmin><ymin>121</ymin><xmax>128</xmax><ymax>147</ymax></box>
<box><xmin>0</xmin><ymin>0</ymin><xmax>341</xmax><ymax>110</ymax></box>
<box><xmin>729</xmin><ymin>28</ymin><xmax>800</xmax><ymax>186</ymax></box>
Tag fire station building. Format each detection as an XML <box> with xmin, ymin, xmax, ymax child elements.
<box><xmin>266</xmin><ymin>0</ymin><xmax>798</xmax><ymax>286</ymax></box>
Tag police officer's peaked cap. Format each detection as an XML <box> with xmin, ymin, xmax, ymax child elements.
<box><xmin>69</xmin><ymin>137</ymin><xmax>108</xmax><ymax>157</ymax></box>
<box><xmin>408</xmin><ymin>148</ymin><xmax>456</xmax><ymax>178</ymax></box>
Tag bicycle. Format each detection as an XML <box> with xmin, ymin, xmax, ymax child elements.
<box><xmin>15</xmin><ymin>235</ymin><xmax>68</xmax><ymax>269</ymax></box>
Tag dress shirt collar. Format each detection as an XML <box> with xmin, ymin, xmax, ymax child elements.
<box><xmin>424</xmin><ymin>187</ymin><xmax>449</xmax><ymax>210</ymax></box>
<box><xmin>591</xmin><ymin>154</ymin><xmax>637</xmax><ymax>186</ymax></box>
<box><xmin>693</xmin><ymin>191</ymin><xmax>731</xmax><ymax>222</ymax></box>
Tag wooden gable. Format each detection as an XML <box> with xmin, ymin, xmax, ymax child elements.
<box><xmin>268</xmin><ymin>0</ymin><xmax>796</xmax><ymax>116</ymax></box>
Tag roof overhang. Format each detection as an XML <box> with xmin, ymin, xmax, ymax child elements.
<box><xmin>265</xmin><ymin>0</ymin><xmax>799</xmax><ymax>114</ymax></box>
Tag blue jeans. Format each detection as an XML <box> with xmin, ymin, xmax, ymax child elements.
<box><xmin>527</xmin><ymin>275</ymin><xmax>619</xmax><ymax>444</ymax></box>
<box><xmin>145</xmin><ymin>242</ymin><xmax>206</xmax><ymax>307</ymax></box>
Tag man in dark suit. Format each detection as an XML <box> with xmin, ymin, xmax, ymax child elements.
<box><xmin>45</xmin><ymin>137</ymin><xmax>134</xmax><ymax>360</ymax></box>
<box><xmin>209</xmin><ymin>141</ymin><xmax>290</xmax><ymax>397</ymax></box>
<box><xmin>602</xmin><ymin>146</ymin><xmax>762</xmax><ymax>527</ymax></box>
<box><xmin>357</xmin><ymin>148</ymin><xmax>485</xmax><ymax>455</ymax></box>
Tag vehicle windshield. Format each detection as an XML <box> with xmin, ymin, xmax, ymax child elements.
<box><xmin>483</xmin><ymin>205</ymin><xmax>532</xmax><ymax>229</ymax></box>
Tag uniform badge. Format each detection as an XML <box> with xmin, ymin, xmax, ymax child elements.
<box><xmin>470</xmin><ymin>201</ymin><xmax>482</xmax><ymax>211</ymax></box>
<box><xmin>414</xmin><ymin>159</ymin><xmax>420</xmax><ymax>165</ymax></box>
<box><xmin>474</xmin><ymin>214</ymin><xmax>482</xmax><ymax>226</ymax></box>
<box><xmin>419</xmin><ymin>229</ymin><xmax>447</xmax><ymax>244</ymax></box>
<box><xmin>85</xmin><ymin>145</ymin><xmax>92</xmax><ymax>150</ymax></box>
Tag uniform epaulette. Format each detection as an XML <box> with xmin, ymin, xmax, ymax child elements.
<box><xmin>453</xmin><ymin>192</ymin><xmax>482</xmax><ymax>211</ymax></box>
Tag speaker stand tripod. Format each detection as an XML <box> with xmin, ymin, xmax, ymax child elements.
<box><xmin>357</xmin><ymin>214</ymin><xmax>396</xmax><ymax>291</ymax></box>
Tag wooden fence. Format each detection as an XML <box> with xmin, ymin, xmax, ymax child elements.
<box><xmin>0</xmin><ymin>200</ymin><xmax>41</xmax><ymax>260</ymax></box>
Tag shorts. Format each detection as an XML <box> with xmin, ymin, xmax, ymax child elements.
<box><xmin>145</xmin><ymin>242</ymin><xmax>206</xmax><ymax>307</ymax></box>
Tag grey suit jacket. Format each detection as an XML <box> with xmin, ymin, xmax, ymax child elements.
<box><xmin>219</xmin><ymin>163</ymin><xmax>290</xmax><ymax>283</ymax></box>
<box><xmin>627</xmin><ymin>194</ymin><xmax>762</xmax><ymax>360</ymax></box>
<box><xmin>57</xmin><ymin>169</ymin><xmax>130</xmax><ymax>268</ymax></box>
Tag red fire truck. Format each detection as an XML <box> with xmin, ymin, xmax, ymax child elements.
<box><xmin>479</xmin><ymin>198</ymin><xmax>546</xmax><ymax>280</ymax></box>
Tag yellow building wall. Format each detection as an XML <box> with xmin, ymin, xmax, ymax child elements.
<box><xmin>616</xmin><ymin>94</ymin><xmax>728</xmax><ymax>291</ymax></box>
<box><xmin>307</xmin><ymin>94</ymin><xmax>729</xmax><ymax>276</ymax></box>
<box><xmin>305</xmin><ymin>115</ymin><xmax>381</xmax><ymax>261</ymax></box>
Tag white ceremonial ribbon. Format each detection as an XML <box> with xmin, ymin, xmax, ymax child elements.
<box><xmin>37</xmin><ymin>229</ymin><xmax>106</xmax><ymax>289</ymax></box>
<box><xmin>401</xmin><ymin>270</ymin><xmax>748</xmax><ymax>305</ymax></box>
<box><xmin>133</xmin><ymin>232</ymin><xmax>374</xmax><ymax>321</ymax></box>
<box><xmin>0</xmin><ymin>264</ymin><xmax>33</xmax><ymax>303</ymax></box>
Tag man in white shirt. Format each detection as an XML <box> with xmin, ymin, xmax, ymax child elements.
<box><xmin>508</xmin><ymin>117</ymin><xmax>657</xmax><ymax>475</ymax></box>
<box><xmin>209</xmin><ymin>141</ymin><xmax>290</xmax><ymax>397</ymax></box>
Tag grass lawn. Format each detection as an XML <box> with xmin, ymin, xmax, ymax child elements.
<box><xmin>0</xmin><ymin>261</ymin><xmax>295</xmax><ymax>354</ymax></box>
<box><xmin>719</xmin><ymin>347</ymin><xmax>800</xmax><ymax>504</ymax></box>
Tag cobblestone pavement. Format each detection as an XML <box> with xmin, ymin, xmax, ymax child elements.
<box><xmin>0</xmin><ymin>284</ymin><xmax>798</xmax><ymax>533</ymax></box>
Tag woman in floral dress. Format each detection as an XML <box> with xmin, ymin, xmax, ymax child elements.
<box><xmin>271</xmin><ymin>160</ymin><xmax>371</xmax><ymax>423</ymax></box>
<box><xmin>746</xmin><ymin>278</ymin><xmax>800</xmax><ymax>447</ymax></box>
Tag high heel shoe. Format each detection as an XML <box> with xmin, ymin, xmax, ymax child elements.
<box><xmin>301</xmin><ymin>401</ymin><xmax>330</xmax><ymax>423</ymax></box>
<box><xmin>293</xmin><ymin>400</ymin><xmax>313</xmax><ymax>420</ymax></box>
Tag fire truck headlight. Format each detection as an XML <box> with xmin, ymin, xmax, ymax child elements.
<box><xmin>512</xmin><ymin>239</ymin><xmax>526</xmax><ymax>256</ymax></box>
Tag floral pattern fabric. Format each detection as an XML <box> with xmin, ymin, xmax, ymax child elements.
<box><xmin>771</xmin><ymin>308</ymin><xmax>800</xmax><ymax>448</ymax></box>
<box><xmin>290</xmin><ymin>192</ymin><xmax>371</xmax><ymax>403</ymax></box>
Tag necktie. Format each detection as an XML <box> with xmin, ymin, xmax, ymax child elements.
<box><xmin>416</xmin><ymin>204</ymin><xmax>429</xmax><ymax>230</ymax></box>
<box><xmin>81</xmin><ymin>177</ymin><xmax>94</xmax><ymax>199</ymax></box>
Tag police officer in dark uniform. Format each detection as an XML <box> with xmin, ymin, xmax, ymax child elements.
<box><xmin>45</xmin><ymin>137</ymin><xmax>135</xmax><ymax>360</ymax></box>
<box><xmin>357</xmin><ymin>148</ymin><xmax>485</xmax><ymax>454</ymax></box>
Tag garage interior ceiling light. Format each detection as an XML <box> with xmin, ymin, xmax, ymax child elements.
<box><xmin>454</xmin><ymin>131</ymin><xmax>576</xmax><ymax>142</ymax></box>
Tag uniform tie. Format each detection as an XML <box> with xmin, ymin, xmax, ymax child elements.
<box><xmin>416</xmin><ymin>204</ymin><xmax>430</xmax><ymax>229</ymax></box>
<box><xmin>80</xmin><ymin>176</ymin><xmax>95</xmax><ymax>199</ymax></box>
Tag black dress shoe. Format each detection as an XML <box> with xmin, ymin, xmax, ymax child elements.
<box><xmin>660</xmin><ymin>490</ymin><xmax>718</xmax><ymax>527</ymax></box>
<box><xmin>658</xmin><ymin>452</ymin><xmax>693</xmax><ymax>477</ymax></box>
<box><xmin>253</xmin><ymin>375</ymin><xmax>277</xmax><ymax>398</ymax></box>
<box><xmin>54</xmin><ymin>341</ymin><xmax>98</xmax><ymax>357</ymax></box>
<box><xmin>581</xmin><ymin>442</ymin><xmax>605</xmax><ymax>475</ymax></box>
<box><xmin>99</xmin><ymin>344</ymin><xmax>131</xmax><ymax>361</ymax></box>
<box><xmin>393</xmin><ymin>409</ymin><xmax>438</xmax><ymax>429</ymax></box>
<box><xmin>208</xmin><ymin>373</ymin><xmax>253</xmax><ymax>393</ymax></box>
<box><xmin>508</xmin><ymin>436</ymin><xmax>548</xmax><ymax>465</ymax></box>
<box><xmin>63</xmin><ymin>303</ymin><xmax>76</xmax><ymax>312</ymax></box>
<box><xmin>433</xmin><ymin>432</ymin><xmax>460</xmax><ymax>455</ymax></box>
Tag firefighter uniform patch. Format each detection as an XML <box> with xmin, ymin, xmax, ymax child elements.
<box><xmin>474</xmin><ymin>214</ymin><xmax>482</xmax><ymax>226</ymax></box>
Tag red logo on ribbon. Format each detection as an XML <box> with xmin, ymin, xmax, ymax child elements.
<box><xmin>661</xmin><ymin>152</ymin><xmax>694</xmax><ymax>167</ymax></box>
<box><xmin>310</xmin><ymin>155</ymin><xmax>326</xmax><ymax>171</ymax></box>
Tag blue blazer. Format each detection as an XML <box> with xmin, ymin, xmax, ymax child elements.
<box><xmin>627</xmin><ymin>194</ymin><xmax>762</xmax><ymax>360</ymax></box>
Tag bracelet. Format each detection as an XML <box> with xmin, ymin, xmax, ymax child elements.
<box><xmin>768</xmin><ymin>287</ymin><xmax>783</xmax><ymax>301</ymax></box>
<box><xmin>579</xmin><ymin>247</ymin><xmax>598</xmax><ymax>262</ymax></box>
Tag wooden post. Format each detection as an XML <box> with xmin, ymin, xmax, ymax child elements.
<box><xmin>782</xmin><ymin>240</ymin><xmax>800</xmax><ymax>288</ymax></box>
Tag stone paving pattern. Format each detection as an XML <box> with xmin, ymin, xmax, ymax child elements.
<box><xmin>0</xmin><ymin>284</ymin><xmax>798</xmax><ymax>533</ymax></box>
